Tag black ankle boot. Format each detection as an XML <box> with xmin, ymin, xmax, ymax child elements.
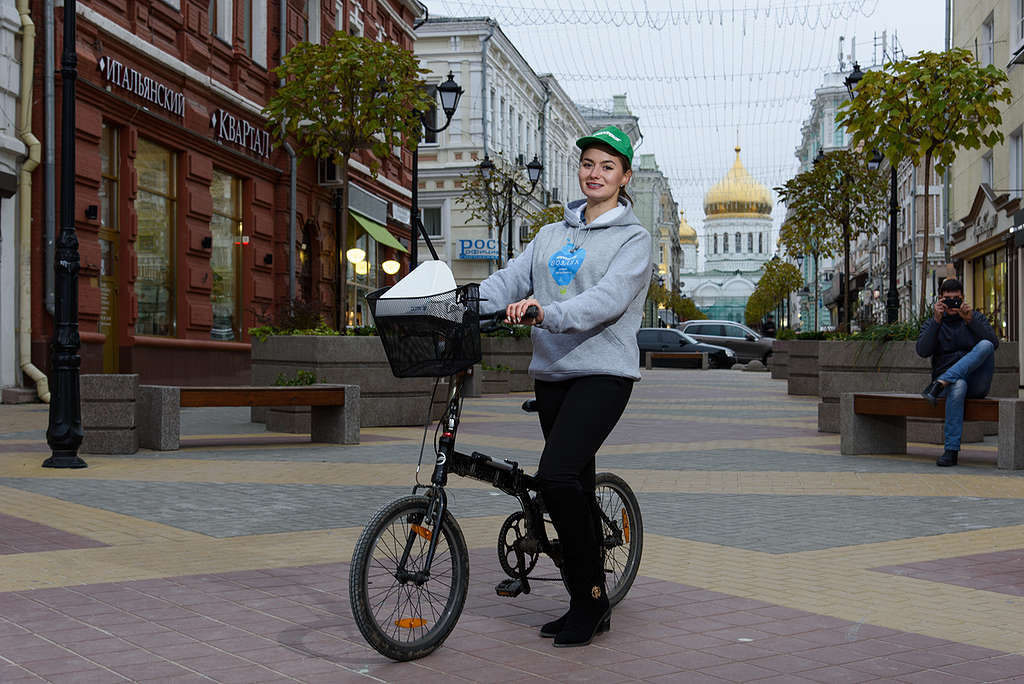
<box><xmin>540</xmin><ymin>607</ymin><xmax>611</xmax><ymax>639</ymax></box>
<box><xmin>921</xmin><ymin>380</ymin><xmax>944</xmax><ymax>406</ymax></box>
<box><xmin>553</xmin><ymin>580</ymin><xmax>611</xmax><ymax>647</ymax></box>
<box><xmin>937</xmin><ymin>449</ymin><xmax>958</xmax><ymax>467</ymax></box>
<box><xmin>540</xmin><ymin>484</ymin><xmax>612</xmax><ymax>646</ymax></box>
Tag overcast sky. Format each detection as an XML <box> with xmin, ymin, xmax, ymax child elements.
<box><xmin>425</xmin><ymin>0</ymin><xmax>948</xmax><ymax>262</ymax></box>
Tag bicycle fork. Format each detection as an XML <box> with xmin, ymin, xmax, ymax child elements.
<box><xmin>398</xmin><ymin>377</ymin><xmax>463</xmax><ymax>584</ymax></box>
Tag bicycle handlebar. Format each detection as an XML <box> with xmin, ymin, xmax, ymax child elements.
<box><xmin>479</xmin><ymin>305</ymin><xmax>538</xmax><ymax>333</ymax></box>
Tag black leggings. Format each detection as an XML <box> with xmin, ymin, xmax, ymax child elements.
<box><xmin>534</xmin><ymin>375</ymin><xmax>634</xmax><ymax>495</ymax></box>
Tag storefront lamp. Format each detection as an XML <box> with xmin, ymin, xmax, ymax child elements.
<box><xmin>346</xmin><ymin>247</ymin><xmax>366</xmax><ymax>264</ymax></box>
<box><xmin>354</xmin><ymin>260</ymin><xmax>369</xmax><ymax>276</ymax></box>
<box><xmin>381</xmin><ymin>259</ymin><xmax>400</xmax><ymax>275</ymax></box>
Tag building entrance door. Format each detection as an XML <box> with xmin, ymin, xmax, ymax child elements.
<box><xmin>98</xmin><ymin>231</ymin><xmax>119</xmax><ymax>372</ymax></box>
<box><xmin>98</xmin><ymin>123</ymin><xmax>121</xmax><ymax>372</ymax></box>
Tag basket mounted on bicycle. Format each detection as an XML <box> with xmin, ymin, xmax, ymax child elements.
<box><xmin>366</xmin><ymin>261</ymin><xmax>483</xmax><ymax>378</ymax></box>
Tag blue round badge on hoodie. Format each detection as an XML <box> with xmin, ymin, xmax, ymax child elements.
<box><xmin>548</xmin><ymin>240</ymin><xmax>585</xmax><ymax>293</ymax></box>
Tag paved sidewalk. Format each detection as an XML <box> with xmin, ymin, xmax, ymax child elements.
<box><xmin>1</xmin><ymin>370</ymin><xmax>1023</xmax><ymax>683</ymax></box>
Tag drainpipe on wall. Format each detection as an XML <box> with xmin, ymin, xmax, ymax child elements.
<box><xmin>44</xmin><ymin>0</ymin><xmax>54</xmax><ymax>314</ymax></box>
<box><xmin>480</xmin><ymin>20</ymin><xmax>495</xmax><ymax>274</ymax></box>
<box><xmin>539</xmin><ymin>80</ymin><xmax>550</xmax><ymax>195</ymax></box>
<box><xmin>279</xmin><ymin>0</ymin><xmax>297</xmax><ymax>303</ymax></box>
<box><xmin>15</xmin><ymin>0</ymin><xmax>50</xmax><ymax>402</ymax></box>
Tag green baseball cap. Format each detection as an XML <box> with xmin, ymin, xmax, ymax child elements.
<box><xmin>575</xmin><ymin>125</ymin><xmax>634</xmax><ymax>164</ymax></box>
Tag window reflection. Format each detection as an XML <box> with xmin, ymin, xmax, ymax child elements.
<box><xmin>133</xmin><ymin>139</ymin><xmax>176</xmax><ymax>336</ymax></box>
<box><xmin>210</xmin><ymin>169</ymin><xmax>243</xmax><ymax>340</ymax></box>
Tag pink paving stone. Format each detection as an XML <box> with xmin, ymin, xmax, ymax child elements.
<box><xmin>798</xmin><ymin>664</ymin><xmax>879</xmax><ymax>683</ymax></box>
<box><xmin>699</xmin><ymin>660</ymin><xmax>779</xmax><ymax>682</ymax></box>
<box><xmin>0</xmin><ymin>513</ymin><xmax>107</xmax><ymax>554</ymax></box>
<box><xmin>602</xmin><ymin>657</ymin><xmax>683</xmax><ymax>679</ymax></box>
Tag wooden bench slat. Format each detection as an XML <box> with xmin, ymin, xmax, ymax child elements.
<box><xmin>853</xmin><ymin>393</ymin><xmax>999</xmax><ymax>422</ymax></box>
<box><xmin>650</xmin><ymin>352</ymin><xmax>705</xmax><ymax>360</ymax></box>
<box><xmin>179</xmin><ymin>386</ymin><xmax>346</xmax><ymax>408</ymax></box>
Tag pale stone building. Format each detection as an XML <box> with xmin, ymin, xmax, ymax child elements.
<box><xmin>948</xmin><ymin>1</ymin><xmax>1024</xmax><ymax>384</ymax></box>
<box><xmin>413</xmin><ymin>17</ymin><xmax>587</xmax><ymax>283</ymax></box>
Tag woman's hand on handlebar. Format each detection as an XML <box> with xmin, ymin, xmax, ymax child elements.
<box><xmin>506</xmin><ymin>298</ymin><xmax>544</xmax><ymax>326</ymax></box>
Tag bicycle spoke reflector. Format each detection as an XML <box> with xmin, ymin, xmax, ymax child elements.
<box><xmin>395</xmin><ymin>617</ymin><xmax>428</xmax><ymax>629</ymax></box>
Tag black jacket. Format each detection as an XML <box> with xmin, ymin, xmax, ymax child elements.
<box><xmin>915</xmin><ymin>311</ymin><xmax>999</xmax><ymax>380</ymax></box>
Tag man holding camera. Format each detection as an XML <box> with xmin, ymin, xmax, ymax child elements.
<box><xmin>916</xmin><ymin>279</ymin><xmax>999</xmax><ymax>467</ymax></box>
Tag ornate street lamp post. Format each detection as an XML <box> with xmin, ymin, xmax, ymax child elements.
<box><xmin>45</xmin><ymin>0</ymin><xmax>86</xmax><ymax>468</ymax></box>
<box><xmin>477</xmin><ymin>154</ymin><xmax>543</xmax><ymax>267</ymax></box>
<box><xmin>867</xmin><ymin>149</ymin><xmax>900</xmax><ymax>324</ymax></box>
<box><xmin>410</xmin><ymin>72</ymin><xmax>463</xmax><ymax>269</ymax></box>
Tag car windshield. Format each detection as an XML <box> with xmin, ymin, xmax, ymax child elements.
<box><xmin>678</xmin><ymin>331</ymin><xmax>699</xmax><ymax>345</ymax></box>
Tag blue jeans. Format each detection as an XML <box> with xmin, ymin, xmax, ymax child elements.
<box><xmin>937</xmin><ymin>339</ymin><xmax>995</xmax><ymax>451</ymax></box>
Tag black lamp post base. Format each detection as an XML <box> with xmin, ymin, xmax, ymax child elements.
<box><xmin>42</xmin><ymin>452</ymin><xmax>88</xmax><ymax>468</ymax></box>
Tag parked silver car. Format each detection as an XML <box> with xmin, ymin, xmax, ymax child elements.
<box><xmin>677</xmin><ymin>320</ymin><xmax>774</xmax><ymax>364</ymax></box>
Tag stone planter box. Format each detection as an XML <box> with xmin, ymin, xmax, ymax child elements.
<box><xmin>251</xmin><ymin>335</ymin><xmax>438</xmax><ymax>429</ymax></box>
<box><xmin>788</xmin><ymin>340</ymin><xmax>822</xmax><ymax>396</ymax></box>
<box><xmin>817</xmin><ymin>341</ymin><xmax>1020</xmax><ymax>439</ymax></box>
<box><xmin>769</xmin><ymin>340</ymin><xmax>789</xmax><ymax>380</ymax></box>
<box><xmin>80</xmin><ymin>374</ymin><xmax>138</xmax><ymax>454</ymax></box>
<box><xmin>481</xmin><ymin>336</ymin><xmax>533</xmax><ymax>393</ymax></box>
<box><xmin>481</xmin><ymin>369</ymin><xmax>511</xmax><ymax>394</ymax></box>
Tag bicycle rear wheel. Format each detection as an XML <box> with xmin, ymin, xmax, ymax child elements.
<box><xmin>349</xmin><ymin>495</ymin><xmax>469</xmax><ymax>661</ymax></box>
<box><xmin>595</xmin><ymin>473</ymin><xmax>643</xmax><ymax>606</ymax></box>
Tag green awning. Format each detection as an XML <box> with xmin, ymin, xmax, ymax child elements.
<box><xmin>351</xmin><ymin>212</ymin><xmax>408</xmax><ymax>253</ymax></box>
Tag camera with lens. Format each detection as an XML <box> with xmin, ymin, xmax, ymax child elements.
<box><xmin>942</xmin><ymin>296</ymin><xmax>962</xmax><ymax>310</ymax></box>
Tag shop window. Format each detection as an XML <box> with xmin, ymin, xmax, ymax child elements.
<box><xmin>421</xmin><ymin>206</ymin><xmax>442</xmax><ymax>238</ymax></box>
<box><xmin>210</xmin><ymin>169</ymin><xmax>243</xmax><ymax>341</ymax></box>
<box><xmin>345</xmin><ymin>217</ymin><xmax>378</xmax><ymax>327</ymax></box>
<box><xmin>99</xmin><ymin>126</ymin><xmax>118</xmax><ymax>232</ymax></box>
<box><xmin>972</xmin><ymin>248</ymin><xmax>1008</xmax><ymax>338</ymax></box>
<box><xmin>134</xmin><ymin>139</ymin><xmax>177</xmax><ymax>337</ymax></box>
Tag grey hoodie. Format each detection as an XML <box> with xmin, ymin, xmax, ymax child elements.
<box><xmin>479</xmin><ymin>198</ymin><xmax>652</xmax><ymax>382</ymax></box>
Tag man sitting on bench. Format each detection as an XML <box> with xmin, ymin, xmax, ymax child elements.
<box><xmin>917</xmin><ymin>278</ymin><xmax>999</xmax><ymax>467</ymax></box>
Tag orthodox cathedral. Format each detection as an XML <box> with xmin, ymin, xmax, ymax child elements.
<box><xmin>679</xmin><ymin>146</ymin><xmax>774</xmax><ymax>322</ymax></box>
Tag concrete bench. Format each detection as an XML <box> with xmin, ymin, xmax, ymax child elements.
<box><xmin>840</xmin><ymin>392</ymin><xmax>1024</xmax><ymax>470</ymax></box>
<box><xmin>139</xmin><ymin>384</ymin><xmax>359</xmax><ymax>450</ymax></box>
<box><xmin>644</xmin><ymin>352</ymin><xmax>709</xmax><ymax>370</ymax></box>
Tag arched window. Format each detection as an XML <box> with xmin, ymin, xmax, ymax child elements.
<box><xmin>723</xmin><ymin>233</ymin><xmax>729</xmax><ymax>252</ymax></box>
<box><xmin>713</xmin><ymin>234</ymin><xmax>718</xmax><ymax>254</ymax></box>
<box><xmin>735</xmin><ymin>232</ymin><xmax>741</xmax><ymax>253</ymax></box>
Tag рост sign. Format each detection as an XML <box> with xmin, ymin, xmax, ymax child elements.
<box><xmin>458</xmin><ymin>239</ymin><xmax>499</xmax><ymax>260</ymax></box>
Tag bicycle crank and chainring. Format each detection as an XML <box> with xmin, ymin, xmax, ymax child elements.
<box><xmin>497</xmin><ymin>511</ymin><xmax>539</xmax><ymax>578</ymax></box>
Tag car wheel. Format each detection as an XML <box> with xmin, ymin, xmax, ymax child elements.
<box><xmin>762</xmin><ymin>353</ymin><xmax>771</xmax><ymax>366</ymax></box>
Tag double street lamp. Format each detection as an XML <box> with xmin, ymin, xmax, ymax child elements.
<box><xmin>478</xmin><ymin>154</ymin><xmax>543</xmax><ymax>266</ymax></box>
<box><xmin>844</xmin><ymin>61</ymin><xmax>900</xmax><ymax>325</ymax></box>
<box><xmin>410</xmin><ymin>72</ymin><xmax>463</xmax><ymax>269</ymax></box>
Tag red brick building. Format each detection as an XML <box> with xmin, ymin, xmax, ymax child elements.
<box><xmin>29</xmin><ymin>0</ymin><xmax>422</xmax><ymax>385</ymax></box>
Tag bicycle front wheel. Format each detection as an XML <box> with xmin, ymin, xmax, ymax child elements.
<box><xmin>595</xmin><ymin>473</ymin><xmax>644</xmax><ymax>606</ymax></box>
<box><xmin>349</xmin><ymin>495</ymin><xmax>469</xmax><ymax>661</ymax></box>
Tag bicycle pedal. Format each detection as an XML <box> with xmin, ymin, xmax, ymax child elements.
<box><xmin>495</xmin><ymin>579</ymin><xmax>524</xmax><ymax>598</ymax></box>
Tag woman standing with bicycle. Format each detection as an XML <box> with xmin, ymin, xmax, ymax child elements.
<box><xmin>479</xmin><ymin>125</ymin><xmax>651</xmax><ymax>647</ymax></box>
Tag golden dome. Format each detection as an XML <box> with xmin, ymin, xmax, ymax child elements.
<box><xmin>678</xmin><ymin>210</ymin><xmax>697</xmax><ymax>245</ymax></box>
<box><xmin>704</xmin><ymin>146</ymin><xmax>772</xmax><ymax>218</ymax></box>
